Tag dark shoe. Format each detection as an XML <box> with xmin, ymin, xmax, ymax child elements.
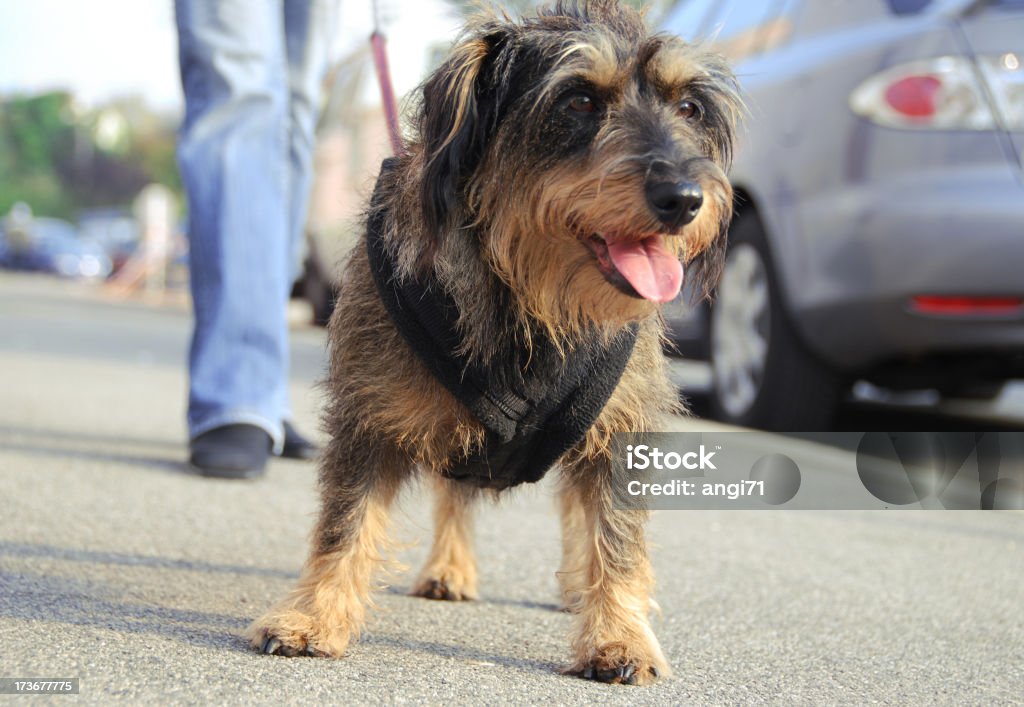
<box><xmin>281</xmin><ymin>421</ymin><xmax>319</xmax><ymax>460</ymax></box>
<box><xmin>189</xmin><ymin>424</ymin><xmax>272</xmax><ymax>479</ymax></box>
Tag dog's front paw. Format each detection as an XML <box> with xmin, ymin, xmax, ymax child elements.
<box><xmin>247</xmin><ymin>609</ymin><xmax>350</xmax><ymax>658</ymax></box>
<box><xmin>410</xmin><ymin>575</ymin><xmax>477</xmax><ymax>601</ymax></box>
<box><xmin>567</xmin><ymin>642</ymin><xmax>670</xmax><ymax>686</ymax></box>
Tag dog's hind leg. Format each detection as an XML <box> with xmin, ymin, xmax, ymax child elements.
<box><xmin>247</xmin><ymin>437</ymin><xmax>407</xmax><ymax>658</ymax></box>
<box><xmin>559</xmin><ymin>460</ymin><xmax>670</xmax><ymax>685</ymax></box>
<box><xmin>410</xmin><ymin>475</ymin><xmax>479</xmax><ymax>601</ymax></box>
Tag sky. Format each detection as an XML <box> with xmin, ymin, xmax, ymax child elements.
<box><xmin>0</xmin><ymin>0</ymin><xmax>461</xmax><ymax>114</ymax></box>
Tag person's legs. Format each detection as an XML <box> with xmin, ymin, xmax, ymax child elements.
<box><xmin>284</xmin><ymin>0</ymin><xmax>336</xmax><ymax>271</ymax></box>
<box><xmin>176</xmin><ymin>0</ymin><xmax>291</xmax><ymax>454</ymax></box>
<box><xmin>280</xmin><ymin>0</ymin><xmax>337</xmax><ymax>424</ymax></box>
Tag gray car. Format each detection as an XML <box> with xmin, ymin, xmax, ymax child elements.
<box><xmin>660</xmin><ymin>0</ymin><xmax>1024</xmax><ymax>429</ymax></box>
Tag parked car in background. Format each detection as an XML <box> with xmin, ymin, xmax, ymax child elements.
<box><xmin>78</xmin><ymin>208</ymin><xmax>140</xmax><ymax>275</ymax></box>
<box><xmin>0</xmin><ymin>216</ymin><xmax>113</xmax><ymax>280</ymax></box>
<box><xmin>661</xmin><ymin>0</ymin><xmax>1024</xmax><ymax>429</ymax></box>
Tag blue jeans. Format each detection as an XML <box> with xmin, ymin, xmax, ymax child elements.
<box><xmin>175</xmin><ymin>0</ymin><xmax>335</xmax><ymax>451</ymax></box>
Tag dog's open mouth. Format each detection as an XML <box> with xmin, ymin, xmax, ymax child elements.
<box><xmin>585</xmin><ymin>233</ymin><xmax>684</xmax><ymax>303</ymax></box>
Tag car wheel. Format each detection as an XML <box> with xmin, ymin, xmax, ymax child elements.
<box><xmin>708</xmin><ymin>213</ymin><xmax>842</xmax><ymax>430</ymax></box>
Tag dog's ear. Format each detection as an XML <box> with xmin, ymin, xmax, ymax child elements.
<box><xmin>689</xmin><ymin>229</ymin><xmax>728</xmax><ymax>303</ymax></box>
<box><xmin>418</xmin><ymin>27</ymin><xmax>509</xmax><ymax>243</ymax></box>
<box><xmin>689</xmin><ymin>187</ymin><xmax>739</xmax><ymax>303</ymax></box>
<box><xmin>687</xmin><ymin>54</ymin><xmax>742</xmax><ymax>301</ymax></box>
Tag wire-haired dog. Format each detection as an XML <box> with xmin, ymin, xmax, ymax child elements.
<box><xmin>248</xmin><ymin>0</ymin><xmax>739</xmax><ymax>685</ymax></box>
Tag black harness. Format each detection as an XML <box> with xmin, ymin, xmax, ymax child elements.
<box><xmin>366</xmin><ymin>160</ymin><xmax>637</xmax><ymax>490</ymax></box>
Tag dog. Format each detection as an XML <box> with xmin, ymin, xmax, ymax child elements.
<box><xmin>248</xmin><ymin>0</ymin><xmax>739</xmax><ymax>686</ymax></box>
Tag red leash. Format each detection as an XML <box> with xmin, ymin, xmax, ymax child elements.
<box><xmin>369</xmin><ymin>0</ymin><xmax>404</xmax><ymax>156</ymax></box>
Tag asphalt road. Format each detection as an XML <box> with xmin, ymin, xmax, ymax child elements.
<box><xmin>1</xmin><ymin>272</ymin><xmax>1022</xmax><ymax>705</ymax></box>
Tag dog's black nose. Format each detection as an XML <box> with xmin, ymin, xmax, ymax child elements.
<box><xmin>645</xmin><ymin>180</ymin><xmax>703</xmax><ymax>229</ymax></box>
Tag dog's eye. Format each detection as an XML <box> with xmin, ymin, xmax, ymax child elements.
<box><xmin>567</xmin><ymin>94</ymin><xmax>599</xmax><ymax>115</ymax></box>
<box><xmin>678</xmin><ymin>100</ymin><xmax>702</xmax><ymax>120</ymax></box>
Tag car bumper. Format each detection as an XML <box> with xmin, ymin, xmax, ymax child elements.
<box><xmin>788</xmin><ymin>167</ymin><xmax>1024</xmax><ymax>371</ymax></box>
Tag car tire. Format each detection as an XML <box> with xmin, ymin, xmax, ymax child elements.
<box><xmin>708</xmin><ymin>212</ymin><xmax>842</xmax><ymax>430</ymax></box>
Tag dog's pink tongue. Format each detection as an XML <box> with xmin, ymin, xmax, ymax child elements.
<box><xmin>606</xmin><ymin>234</ymin><xmax>683</xmax><ymax>303</ymax></box>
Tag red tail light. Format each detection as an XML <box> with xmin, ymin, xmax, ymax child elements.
<box><xmin>910</xmin><ymin>296</ymin><xmax>1024</xmax><ymax>316</ymax></box>
<box><xmin>884</xmin><ymin>75</ymin><xmax>942</xmax><ymax>119</ymax></box>
<box><xmin>851</xmin><ymin>55</ymin><xmax>1024</xmax><ymax>131</ymax></box>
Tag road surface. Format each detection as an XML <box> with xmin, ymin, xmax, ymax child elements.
<box><xmin>1</xmin><ymin>273</ymin><xmax>1021</xmax><ymax>705</ymax></box>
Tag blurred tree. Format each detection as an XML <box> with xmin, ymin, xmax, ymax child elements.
<box><xmin>0</xmin><ymin>92</ymin><xmax>182</xmax><ymax>219</ymax></box>
<box><xmin>2</xmin><ymin>93</ymin><xmax>75</xmax><ymax>174</ymax></box>
<box><xmin>0</xmin><ymin>93</ymin><xmax>78</xmax><ymax>217</ymax></box>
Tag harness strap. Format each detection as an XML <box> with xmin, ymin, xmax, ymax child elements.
<box><xmin>366</xmin><ymin>159</ymin><xmax>637</xmax><ymax>489</ymax></box>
